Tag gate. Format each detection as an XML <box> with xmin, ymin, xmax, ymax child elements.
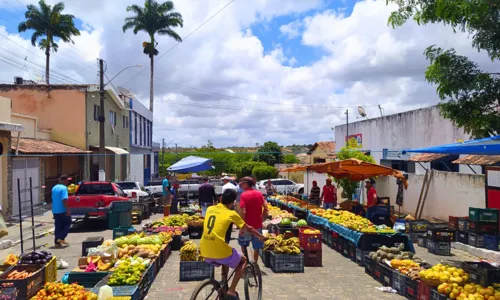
<box><xmin>12</xmin><ymin>158</ymin><xmax>40</xmax><ymax>217</ymax></box>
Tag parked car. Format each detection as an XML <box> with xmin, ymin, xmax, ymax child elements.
<box><xmin>115</xmin><ymin>181</ymin><xmax>153</xmax><ymax>203</ymax></box>
<box><xmin>68</xmin><ymin>181</ymin><xmax>129</xmax><ymax>221</ymax></box>
<box><xmin>144</xmin><ymin>180</ymin><xmax>164</xmax><ymax>198</ymax></box>
<box><xmin>257</xmin><ymin>179</ymin><xmax>304</xmax><ymax>195</ymax></box>
<box><xmin>178</xmin><ymin>179</ymin><xmax>201</xmax><ymax>198</ymax></box>
<box><xmin>209</xmin><ymin>179</ymin><xmax>224</xmax><ymax>195</ymax></box>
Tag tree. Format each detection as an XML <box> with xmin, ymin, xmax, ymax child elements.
<box><xmin>335</xmin><ymin>147</ymin><xmax>376</xmax><ymax>200</ymax></box>
<box><xmin>284</xmin><ymin>154</ymin><xmax>300</xmax><ymax>164</ymax></box>
<box><xmin>18</xmin><ymin>0</ymin><xmax>80</xmax><ymax>85</ymax></box>
<box><xmin>387</xmin><ymin>0</ymin><xmax>500</xmax><ymax>138</ymax></box>
<box><xmin>252</xmin><ymin>166</ymin><xmax>278</xmax><ymax>180</ymax></box>
<box><xmin>123</xmin><ymin>0</ymin><xmax>183</xmax><ymax>113</ymax></box>
<box><xmin>253</xmin><ymin>141</ymin><xmax>283</xmax><ymax>166</ymax></box>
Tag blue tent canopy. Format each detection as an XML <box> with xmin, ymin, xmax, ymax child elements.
<box><xmin>403</xmin><ymin>135</ymin><xmax>500</xmax><ymax>155</ymax></box>
<box><xmin>167</xmin><ymin>156</ymin><xmax>214</xmax><ymax>173</ymax></box>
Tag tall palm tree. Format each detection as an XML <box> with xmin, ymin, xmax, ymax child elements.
<box><xmin>123</xmin><ymin>0</ymin><xmax>183</xmax><ymax>113</ymax></box>
<box><xmin>18</xmin><ymin>0</ymin><xmax>80</xmax><ymax>85</ymax></box>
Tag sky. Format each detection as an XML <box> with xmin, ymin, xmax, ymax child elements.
<box><xmin>0</xmin><ymin>0</ymin><xmax>499</xmax><ymax>148</ymax></box>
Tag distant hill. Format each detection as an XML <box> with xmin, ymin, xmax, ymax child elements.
<box><xmin>163</xmin><ymin>144</ymin><xmax>312</xmax><ymax>154</ymax></box>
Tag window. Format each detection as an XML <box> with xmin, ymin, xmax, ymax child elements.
<box><xmin>93</xmin><ymin>105</ymin><xmax>100</xmax><ymax>121</ymax></box>
<box><xmin>109</xmin><ymin>111</ymin><xmax>116</xmax><ymax>126</ymax></box>
<box><xmin>134</xmin><ymin>112</ymin><xmax>138</xmax><ymax>145</ymax></box>
<box><xmin>381</xmin><ymin>159</ymin><xmax>416</xmax><ymax>173</ymax></box>
<box><xmin>139</xmin><ymin>116</ymin><xmax>143</xmax><ymax>145</ymax></box>
<box><xmin>122</xmin><ymin>116</ymin><xmax>129</xmax><ymax>129</ymax></box>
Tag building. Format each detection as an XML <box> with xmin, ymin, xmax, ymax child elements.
<box><xmin>152</xmin><ymin>142</ymin><xmax>161</xmax><ymax>180</ymax></box>
<box><xmin>86</xmin><ymin>85</ymin><xmax>130</xmax><ymax>181</ymax></box>
<box><xmin>307</xmin><ymin>141</ymin><xmax>336</xmax><ymax>164</ymax></box>
<box><xmin>118</xmin><ymin>87</ymin><xmax>153</xmax><ymax>185</ymax></box>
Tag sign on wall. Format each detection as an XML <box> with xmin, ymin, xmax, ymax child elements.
<box><xmin>345</xmin><ymin>133</ymin><xmax>362</xmax><ymax>148</ymax></box>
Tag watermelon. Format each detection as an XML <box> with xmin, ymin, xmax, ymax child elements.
<box><xmin>297</xmin><ymin>219</ymin><xmax>307</xmax><ymax>227</ymax></box>
<box><xmin>280</xmin><ymin>218</ymin><xmax>292</xmax><ymax>226</ymax></box>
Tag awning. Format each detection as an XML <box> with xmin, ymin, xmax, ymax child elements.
<box><xmin>404</xmin><ymin>135</ymin><xmax>500</xmax><ymax>155</ymax></box>
<box><xmin>452</xmin><ymin>155</ymin><xmax>500</xmax><ymax>166</ymax></box>
<box><xmin>0</xmin><ymin>122</ymin><xmax>24</xmax><ymax>132</ymax></box>
<box><xmin>408</xmin><ymin>153</ymin><xmax>451</xmax><ymax>162</ymax></box>
<box><xmin>105</xmin><ymin>146</ymin><xmax>129</xmax><ymax>155</ymax></box>
<box><xmin>167</xmin><ymin>156</ymin><xmax>214</xmax><ymax>173</ymax></box>
<box><xmin>12</xmin><ymin>138</ymin><xmax>90</xmax><ymax>154</ymax></box>
<box><xmin>280</xmin><ymin>164</ymin><xmax>311</xmax><ymax>172</ymax></box>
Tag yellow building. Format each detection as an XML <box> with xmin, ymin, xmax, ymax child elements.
<box><xmin>307</xmin><ymin>141</ymin><xmax>336</xmax><ymax>164</ymax></box>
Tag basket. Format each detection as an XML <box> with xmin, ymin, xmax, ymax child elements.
<box><xmin>66</xmin><ymin>271</ymin><xmax>109</xmax><ymax>288</ymax></box>
<box><xmin>179</xmin><ymin>261</ymin><xmax>214</xmax><ymax>281</ymax></box>
<box><xmin>131</xmin><ymin>203</ymin><xmax>145</xmax><ymax>214</ymax></box>
<box><xmin>484</xmin><ymin>235</ymin><xmax>500</xmax><ymax>251</ymax></box>
<box><xmin>298</xmin><ymin>226</ymin><xmax>322</xmax><ymax>250</ymax></box>
<box><xmin>269</xmin><ymin>252</ymin><xmax>304</xmax><ymax>273</ymax></box>
<box><xmin>462</xmin><ymin>261</ymin><xmax>500</xmax><ymax>287</ymax></box>
<box><xmin>82</xmin><ymin>236</ymin><xmax>104</xmax><ymax>257</ymax></box>
<box><xmin>303</xmin><ymin>249</ymin><xmax>322</xmax><ymax>267</ymax></box>
<box><xmin>355</xmin><ymin>248</ymin><xmax>370</xmax><ymax>266</ymax></box>
<box><xmin>426</xmin><ymin>240</ymin><xmax>451</xmax><ymax>256</ymax></box>
<box><xmin>469</xmin><ymin>208</ymin><xmax>499</xmax><ymax>223</ymax></box>
<box><xmin>118</xmin><ymin>211</ymin><xmax>132</xmax><ymax>227</ymax></box>
<box><xmin>44</xmin><ymin>256</ymin><xmax>57</xmax><ymax>283</ymax></box>
<box><xmin>138</xmin><ymin>260</ymin><xmax>156</xmax><ymax>299</ymax></box>
<box><xmin>111</xmin><ymin>201</ymin><xmax>133</xmax><ymax>212</ymax></box>
<box><xmin>0</xmin><ymin>265</ymin><xmax>45</xmax><ymax>300</ymax></box>
<box><xmin>392</xmin><ymin>271</ymin><xmax>407</xmax><ymax>296</ymax></box>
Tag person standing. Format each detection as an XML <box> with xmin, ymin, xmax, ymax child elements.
<box><xmin>320</xmin><ymin>178</ymin><xmax>337</xmax><ymax>209</ymax></box>
<box><xmin>161</xmin><ymin>175</ymin><xmax>171</xmax><ymax>207</ymax></box>
<box><xmin>238</xmin><ymin>177</ymin><xmax>269</xmax><ymax>263</ymax></box>
<box><xmin>52</xmin><ymin>174</ymin><xmax>71</xmax><ymax>248</ymax></box>
<box><xmin>351</xmin><ymin>199</ymin><xmax>366</xmax><ymax>217</ymax></box>
<box><xmin>199</xmin><ymin>177</ymin><xmax>216</xmax><ymax>217</ymax></box>
<box><xmin>264</xmin><ymin>179</ymin><xmax>276</xmax><ymax>197</ymax></box>
<box><xmin>222</xmin><ymin>176</ymin><xmax>237</xmax><ymax>194</ymax></box>
<box><xmin>309</xmin><ymin>180</ymin><xmax>321</xmax><ymax>206</ymax></box>
<box><xmin>365</xmin><ymin>178</ymin><xmax>378</xmax><ymax>208</ymax></box>
<box><xmin>170</xmin><ymin>183</ymin><xmax>180</xmax><ymax>214</ymax></box>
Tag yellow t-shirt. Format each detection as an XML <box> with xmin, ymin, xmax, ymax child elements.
<box><xmin>200</xmin><ymin>203</ymin><xmax>245</xmax><ymax>259</ymax></box>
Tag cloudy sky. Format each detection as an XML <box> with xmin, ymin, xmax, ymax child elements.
<box><xmin>1</xmin><ymin>0</ymin><xmax>499</xmax><ymax>148</ymax></box>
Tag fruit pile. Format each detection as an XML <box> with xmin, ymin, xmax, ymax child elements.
<box><xmin>115</xmin><ymin>233</ymin><xmax>165</xmax><ymax>248</ymax></box>
<box><xmin>108</xmin><ymin>257</ymin><xmax>150</xmax><ymax>286</ymax></box>
<box><xmin>328</xmin><ymin>210</ymin><xmax>376</xmax><ymax>232</ymax></box>
<box><xmin>419</xmin><ymin>264</ymin><xmax>469</xmax><ymax>287</ymax></box>
<box><xmin>263</xmin><ymin>234</ymin><xmax>301</xmax><ymax>254</ymax></box>
<box><xmin>81</xmin><ymin>256</ymin><xmax>113</xmax><ymax>271</ymax></box>
<box><xmin>269</xmin><ymin>209</ymin><xmax>296</xmax><ymax>221</ymax></box>
<box><xmin>3</xmin><ymin>254</ymin><xmax>17</xmax><ymax>266</ymax></box>
<box><xmin>186</xmin><ymin>215</ymin><xmax>204</xmax><ymax>227</ymax></box>
<box><xmin>5</xmin><ymin>269</ymin><xmax>35</xmax><ymax>279</ymax></box>
<box><xmin>180</xmin><ymin>241</ymin><xmax>203</xmax><ymax>261</ymax></box>
<box><xmin>438</xmin><ymin>283</ymin><xmax>500</xmax><ymax>300</ymax></box>
<box><xmin>18</xmin><ymin>251</ymin><xmax>53</xmax><ymax>265</ymax></box>
<box><xmin>117</xmin><ymin>244</ymin><xmax>160</xmax><ymax>260</ymax></box>
<box><xmin>31</xmin><ymin>282</ymin><xmax>98</xmax><ymax>300</ymax></box>
<box><xmin>296</xmin><ymin>219</ymin><xmax>307</xmax><ymax>227</ymax></box>
<box><xmin>369</xmin><ymin>244</ymin><xmax>424</xmax><ymax>264</ymax></box>
<box><xmin>302</xmin><ymin>228</ymin><xmax>321</xmax><ymax>234</ymax></box>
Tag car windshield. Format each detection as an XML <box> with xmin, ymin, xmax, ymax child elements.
<box><xmin>116</xmin><ymin>182</ymin><xmax>138</xmax><ymax>190</ymax></box>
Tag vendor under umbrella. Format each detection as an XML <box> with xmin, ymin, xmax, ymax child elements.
<box><xmin>350</xmin><ymin>198</ymin><xmax>366</xmax><ymax>217</ymax></box>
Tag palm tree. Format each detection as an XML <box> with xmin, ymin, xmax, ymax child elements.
<box><xmin>123</xmin><ymin>0</ymin><xmax>183</xmax><ymax>113</ymax></box>
<box><xmin>18</xmin><ymin>0</ymin><xmax>80</xmax><ymax>85</ymax></box>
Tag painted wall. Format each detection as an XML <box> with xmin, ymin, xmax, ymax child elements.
<box><xmin>129</xmin><ymin>154</ymin><xmax>144</xmax><ymax>184</ymax></box>
<box><xmin>129</xmin><ymin>99</ymin><xmax>153</xmax><ymax>150</ymax></box>
<box><xmin>0</xmin><ymin>86</ymin><xmax>87</xmax><ymax>149</ymax></box>
<box><xmin>376</xmin><ymin>171</ymin><xmax>485</xmax><ymax>220</ymax></box>
<box><xmin>0</xmin><ymin>96</ymin><xmax>11</xmax><ymax>122</ymax></box>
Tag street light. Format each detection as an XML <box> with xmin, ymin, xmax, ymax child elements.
<box><xmin>98</xmin><ymin>60</ymin><xmax>141</xmax><ymax>181</ymax></box>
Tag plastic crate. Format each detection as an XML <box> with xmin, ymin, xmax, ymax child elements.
<box><xmin>458</xmin><ymin>218</ymin><xmax>469</xmax><ymax>232</ymax></box>
<box><xmin>355</xmin><ymin>248</ymin><xmax>370</xmax><ymax>266</ymax></box>
<box><xmin>110</xmin><ymin>201</ymin><xmax>133</xmax><ymax>212</ymax></box>
<box><xmin>405</xmin><ymin>277</ymin><xmax>418</xmax><ymax>299</ymax></box>
<box><xmin>428</xmin><ymin>221</ymin><xmax>449</xmax><ymax>229</ymax></box>
<box><xmin>179</xmin><ymin>261</ymin><xmax>215</xmax><ymax>281</ymax></box>
<box><xmin>406</xmin><ymin>220</ymin><xmax>429</xmax><ymax>233</ymax></box>
<box><xmin>113</xmin><ymin>226</ymin><xmax>133</xmax><ymax>239</ymax></box>
<box><xmin>107</xmin><ymin>211</ymin><xmax>120</xmax><ymax>229</ymax></box>
<box><xmin>430</xmin><ymin>288</ymin><xmax>447</xmax><ymax>300</ymax></box>
<box><xmin>298</xmin><ymin>226</ymin><xmax>322</xmax><ymax>250</ymax></box>
<box><xmin>456</xmin><ymin>231</ymin><xmax>468</xmax><ymax>244</ymax></box>
<box><xmin>468</xmin><ymin>232</ymin><xmax>485</xmax><ymax>248</ymax></box>
<box><xmin>427</xmin><ymin>228</ymin><xmax>456</xmax><ymax>242</ymax></box>
<box><xmin>138</xmin><ymin>261</ymin><xmax>155</xmax><ymax>298</ymax></box>
<box><xmin>66</xmin><ymin>271</ymin><xmax>110</xmax><ymax>288</ymax></box>
<box><xmin>468</xmin><ymin>220</ymin><xmax>499</xmax><ymax>235</ymax></box>
<box><xmin>426</xmin><ymin>240</ymin><xmax>451</xmax><ymax>256</ymax></box>
<box><xmin>44</xmin><ymin>256</ymin><xmax>57</xmax><ymax>283</ymax></box>
<box><xmin>377</xmin><ymin>262</ymin><xmax>394</xmax><ymax>287</ymax></box>
<box><xmin>417</xmin><ymin>280</ymin><xmax>432</xmax><ymax>300</ymax></box>
<box><xmin>449</xmin><ymin>216</ymin><xmax>460</xmax><ymax>229</ymax></box>
<box><xmin>171</xmin><ymin>235</ymin><xmax>182</xmax><ymax>251</ymax></box>
<box><xmin>462</xmin><ymin>261</ymin><xmax>500</xmax><ymax>287</ymax></box>
<box><xmin>82</xmin><ymin>236</ymin><xmax>104</xmax><ymax>257</ymax></box>
<box><xmin>132</xmin><ymin>213</ymin><xmax>142</xmax><ymax>225</ymax></box>
<box><xmin>91</xmin><ymin>284</ymin><xmax>139</xmax><ymax>300</ymax></box>
<box><xmin>357</xmin><ymin>234</ymin><xmax>392</xmax><ymax>251</ymax></box>
<box><xmin>470</xmin><ymin>208</ymin><xmax>500</xmax><ymax>223</ymax></box>
<box><xmin>269</xmin><ymin>252</ymin><xmax>304</xmax><ymax>273</ymax></box>
<box><xmin>293</xmin><ymin>209</ymin><xmax>307</xmax><ymax>220</ymax></box>
<box><xmin>417</xmin><ymin>235</ymin><xmax>427</xmax><ymax>248</ymax></box>
<box><xmin>118</xmin><ymin>211</ymin><xmax>132</xmax><ymax>227</ymax></box>
<box><xmin>0</xmin><ymin>287</ymin><xmax>18</xmax><ymax>299</ymax></box>
<box><xmin>331</xmin><ymin>236</ymin><xmax>344</xmax><ymax>253</ymax></box>
<box><xmin>259</xmin><ymin>250</ymin><xmax>271</xmax><ymax>268</ymax></box>
<box><xmin>131</xmin><ymin>203</ymin><xmax>144</xmax><ymax>214</ymax></box>
<box><xmin>364</xmin><ymin>255</ymin><xmax>377</xmax><ymax>278</ymax></box>
<box><xmin>484</xmin><ymin>235</ymin><xmax>500</xmax><ymax>251</ymax></box>
<box><xmin>392</xmin><ymin>271</ymin><xmax>407</xmax><ymax>296</ymax></box>
<box><xmin>343</xmin><ymin>241</ymin><xmax>356</xmax><ymax>261</ymax></box>
<box><xmin>188</xmin><ymin>226</ymin><xmax>203</xmax><ymax>239</ymax></box>
<box><xmin>278</xmin><ymin>227</ymin><xmax>299</xmax><ymax>237</ymax></box>
<box><xmin>0</xmin><ymin>265</ymin><xmax>45</xmax><ymax>300</ymax></box>
<box><xmin>303</xmin><ymin>249</ymin><xmax>322</xmax><ymax>267</ymax></box>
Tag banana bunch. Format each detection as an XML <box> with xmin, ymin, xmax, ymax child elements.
<box><xmin>180</xmin><ymin>241</ymin><xmax>198</xmax><ymax>261</ymax></box>
<box><xmin>264</xmin><ymin>234</ymin><xmax>301</xmax><ymax>254</ymax></box>
<box><xmin>281</xmin><ymin>237</ymin><xmax>299</xmax><ymax>247</ymax></box>
<box><xmin>264</xmin><ymin>238</ymin><xmax>278</xmax><ymax>251</ymax></box>
<box><xmin>197</xmin><ymin>250</ymin><xmax>204</xmax><ymax>261</ymax></box>
<box><xmin>275</xmin><ymin>245</ymin><xmax>301</xmax><ymax>254</ymax></box>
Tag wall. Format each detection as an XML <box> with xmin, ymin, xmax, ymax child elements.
<box><xmin>0</xmin><ymin>96</ymin><xmax>11</xmax><ymax>122</ymax></box>
<box><xmin>376</xmin><ymin>171</ymin><xmax>485</xmax><ymax>220</ymax></box>
<box><xmin>334</xmin><ymin>106</ymin><xmax>478</xmax><ymax>174</ymax></box>
<box><xmin>129</xmin><ymin>98</ymin><xmax>153</xmax><ymax>150</ymax></box>
<box><xmin>0</xmin><ymin>85</ymin><xmax>87</xmax><ymax>149</ymax></box>
<box><xmin>0</xmin><ymin>131</ymin><xmax>11</xmax><ymax>217</ymax></box>
<box><xmin>129</xmin><ymin>154</ymin><xmax>144</xmax><ymax>184</ymax></box>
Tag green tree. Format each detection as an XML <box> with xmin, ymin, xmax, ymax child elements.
<box><xmin>123</xmin><ymin>0</ymin><xmax>183</xmax><ymax>113</ymax></box>
<box><xmin>18</xmin><ymin>0</ymin><xmax>80</xmax><ymax>85</ymax></box>
<box><xmin>253</xmin><ymin>141</ymin><xmax>283</xmax><ymax>166</ymax></box>
<box><xmin>284</xmin><ymin>154</ymin><xmax>300</xmax><ymax>164</ymax></box>
<box><xmin>252</xmin><ymin>165</ymin><xmax>278</xmax><ymax>180</ymax></box>
<box><xmin>335</xmin><ymin>147</ymin><xmax>376</xmax><ymax>200</ymax></box>
<box><xmin>387</xmin><ymin>0</ymin><xmax>500</xmax><ymax>138</ymax></box>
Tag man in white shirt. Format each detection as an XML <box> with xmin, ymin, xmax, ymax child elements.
<box><xmin>222</xmin><ymin>176</ymin><xmax>237</xmax><ymax>193</ymax></box>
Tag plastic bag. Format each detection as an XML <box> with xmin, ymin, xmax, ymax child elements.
<box><xmin>87</xmin><ymin>241</ymin><xmax>118</xmax><ymax>258</ymax></box>
<box><xmin>97</xmin><ymin>285</ymin><xmax>113</xmax><ymax>300</ymax></box>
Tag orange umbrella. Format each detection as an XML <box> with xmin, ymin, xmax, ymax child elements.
<box><xmin>280</xmin><ymin>164</ymin><xmax>311</xmax><ymax>172</ymax></box>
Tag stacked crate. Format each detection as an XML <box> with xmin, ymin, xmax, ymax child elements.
<box><xmin>468</xmin><ymin>208</ymin><xmax>500</xmax><ymax>249</ymax></box>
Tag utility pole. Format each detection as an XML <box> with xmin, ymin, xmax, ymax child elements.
<box><xmin>98</xmin><ymin>59</ymin><xmax>106</xmax><ymax>181</ymax></box>
<box><xmin>161</xmin><ymin>138</ymin><xmax>165</xmax><ymax>177</ymax></box>
<box><xmin>175</xmin><ymin>144</ymin><xmax>178</xmax><ymax>161</ymax></box>
<box><xmin>345</xmin><ymin>109</ymin><xmax>349</xmax><ymax>147</ymax></box>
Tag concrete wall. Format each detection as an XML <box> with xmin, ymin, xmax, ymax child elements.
<box><xmin>376</xmin><ymin>171</ymin><xmax>485</xmax><ymax>220</ymax></box>
<box><xmin>0</xmin><ymin>131</ymin><xmax>11</xmax><ymax>217</ymax></box>
<box><xmin>0</xmin><ymin>97</ymin><xmax>11</xmax><ymax>122</ymax></box>
<box><xmin>0</xmin><ymin>85</ymin><xmax>87</xmax><ymax>149</ymax></box>
<box><xmin>129</xmin><ymin>154</ymin><xmax>144</xmax><ymax>184</ymax></box>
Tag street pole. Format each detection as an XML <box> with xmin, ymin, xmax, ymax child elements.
<box><xmin>345</xmin><ymin>109</ymin><xmax>349</xmax><ymax>147</ymax></box>
<box><xmin>99</xmin><ymin>59</ymin><xmax>106</xmax><ymax>181</ymax></box>
<box><xmin>161</xmin><ymin>138</ymin><xmax>165</xmax><ymax>177</ymax></box>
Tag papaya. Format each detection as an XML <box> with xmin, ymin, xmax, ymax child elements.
<box><xmin>97</xmin><ymin>260</ymin><xmax>111</xmax><ymax>271</ymax></box>
<box><xmin>87</xmin><ymin>256</ymin><xmax>101</xmax><ymax>264</ymax></box>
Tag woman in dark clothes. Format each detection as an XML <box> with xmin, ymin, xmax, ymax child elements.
<box><xmin>170</xmin><ymin>183</ymin><xmax>180</xmax><ymax>214</ymax></box>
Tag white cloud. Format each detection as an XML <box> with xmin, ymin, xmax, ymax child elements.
<box><xmin>0</xmin><ymin>0</ymin><xmax>499</xmax><ymax>147</ymax></box>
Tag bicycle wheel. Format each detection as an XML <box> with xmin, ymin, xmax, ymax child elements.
<box><xmin>244</xmin><ymin>262</ymin><xmax>262</xmax><ymax>300</ymax></box>
<box><xmin>190</xmin><ymin>278</ymin><xmax>222</xmax><ymax>300</ymax></box>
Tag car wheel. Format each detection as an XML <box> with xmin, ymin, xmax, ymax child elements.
<box><xmin>298</xmin><ymin>188</ymin><xmax>304</xmax><ymax>194</ymax></box>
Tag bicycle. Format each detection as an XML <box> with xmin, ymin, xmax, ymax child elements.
<box><xmin>190</xmin><ymin>237</ymin><xmax>263</xmax><ymax>300</ymax></box>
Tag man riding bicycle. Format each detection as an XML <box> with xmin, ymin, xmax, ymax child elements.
<box><xmin>200</xmin><ymin>189</ymin><xmax>266</xmax><ymax>300</ymax></box>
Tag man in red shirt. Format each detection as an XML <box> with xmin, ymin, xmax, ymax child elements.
<box><xmin>365</xmin><ymin>178</ymin><xmax>378</xmax><ymax>208</ymax></box>
<box><xmin>320</xmin><ymin>178</ymin><xmax>337</xmax><ymax>209</ymax></box>
<box><xmin>238</xmin><ymin>176</ymin><xmax>269</xmax><ymax>263</ymax></box>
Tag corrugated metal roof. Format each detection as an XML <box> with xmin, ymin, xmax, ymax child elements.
<box><xmin>11</xmin><ymin>138</ymin><xmax>90</xmax><ymax>154</ymax></box>
<box><xmin>452</xmin><ymin>155</ymin><xmax>500</xmax><ymax>166</ymax></box>
<box><xmin>408</xmin><ymin>153</ymin><xmax>450</xmax><ymax>162</ymax></box>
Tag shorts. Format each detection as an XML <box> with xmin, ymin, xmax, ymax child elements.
<box><xmin>238</xmin><ymin>228</ymin><xmax>263</xmax><ymax>249</ymax></box>
<box><xmin>323</xmin><ymin>203</ymin><xmax>335</xmax><ymax>209</ymax></box>
<box><xmin>204</xmin><ymin>248</ymin><xmax>242</xmax><ymax>269</ymax></box>
<box><xmin>162</xmin><ymin>195</ymin><xmax>171</xmax><ymax>206</ymax></box>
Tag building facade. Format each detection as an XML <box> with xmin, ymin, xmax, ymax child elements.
<box><xmin>307</xmin><ymin>141</ymin><xmax>336</xmax><ymax>164</ymax></box>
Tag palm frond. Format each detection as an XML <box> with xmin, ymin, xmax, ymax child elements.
<box><xmin>52</xmin><ymin>2</ymin><xmax>65</xmax><ymax>14</ymax></box>
<box><xmin>157</xmin><ymin>28</ymin><xmax>182</xmax><ymax>42</ymax></box>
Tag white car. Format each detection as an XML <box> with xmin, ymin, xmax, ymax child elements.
<box><xmin>209</xmin><ymin>179</ymin><xmax>224</xmax><ymax>195</ymax></box>
<box><xmin>257</xmin><ymin>179</ymin><xmax>305</xmax><ymax>195</ymax></box>
<box><xmin>144</xmin><ymin>179</ymin><xmax>164</xmax><ymax>198</ymax></box>
<box><xmin>116</xmin><ymin>181</ymin><xmax>153</xmax><ymax>203</ymax></box>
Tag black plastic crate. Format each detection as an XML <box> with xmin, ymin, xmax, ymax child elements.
<box><xmin>484</xmin><ymin>235</ymin><xmax>500</xmax><ymax>251</ymax></box>
<box><xmin>355</xmin><ymin>248</ymin><xmax>370</xmax><ymax>266</ymax></box>
<box><xmin>269</xmin><ymin>252</ymin><xmax>304</xmax><ymax>273</ymax></box>
<box><xmin>457</xmin><ymin>231</ymin><xmax>468</xmax><ymax>244</ymax></box>
<box><xmin>81</xmin><ymin>236</ymin><xmax>104</xmax><ymax>257</ymax></box>
<box><xmin>293</xmin><ymin>209</ymin><xmax>307</xmax><ymax>220</ymax></box>
<box><xmin>428</xmin><ymin>221</ymin><xmax>449</xmax><ymax>229</ymax></box>
<box><xmin>468</xmin><ymin>220</ymin><xmax>499</xmax><ymax>235</ymax></box>
<box><xmin>405</xmin><ymin>276</ymin><xmax>418</xmax><ymax>300</ymax></box>
<box><xmin>427</xmin><ymin>228</ymin><xmax>456</xmax><ymax>242</ymax></box>
<box><xmin>468</xmin><ymin>232</ymin><xmax>485</xmax><ymax>248</ymax></box>
<box><xmin>66</xmin><ymin>271</ymin><xmax>109</xmax><ymax>288</ymax></box>
<box><xmin>392</xmin><ymin>271</ymin><xmax>407</xmax><ymax>296</ymax></box>
<box><xmin>390</xmin><ymin>235</ymin><xmax>410</xmax><ymax>250</ymax></box>
<box><xmin>188</xmin><ymin>226</ymin><xmax>203</xmax><ymax>239</ymax></box>
<box><xmin>260</xmin><ymin>250</ymin><xmax>271</xmax><ymax>268</ymax></box>
<box><xmin>364</xmin><ymin>255</ymin><xmax>378</xmax><ymax>278</ymax></box>
<box><xmin>430</xmin><ymin>288</ymin><xmax>447</xmax><ymax>300</ymax></box>
<box><xmin>171</xmin><ymin>235</ymin><xmax>182</xmax><ymax>251</ymax></box>
<box><xmin>110</xmin><ymin>200</ymin><xmax>133</xmax><ymax>212</ymax></box>
<box><xmin>139</xmin><ymin>260</ymin><xmax>156</xmax><ymax>298</ymax></box>
<box><xmin>458</xmin><ymin>218</ymin><xmax>469</xmax><ymax>232</ymax></box>
<box><xmin>377</xmin><ymin>262</ymin><xmax>394</xmax><ymax>287</ymax></box>
<box><xmin>278</xmin><ymin>227</ymin><xmax>299</xmax><ymax>237</ymax></box>
<box><xmin>469</xmin><ymin>207</ymin><xmax>499</xmax><ymax>223</ymax></box>
<box><xmin>0</xmin><ymin>265</ymin><xmax>45</xmax><ymax>300</ymax></box>
<box><xmin>0</xmin><ymin>287</ymin><xmax>18</xmax><ymax>300</ymax></box>
<box><xmin>462</xmin><ymin>261</ymin><xmax>500</xmax><ymax>287</ymax></box>
<box><xmin>426</xmin><ymin>240</ymin><xmax>451</xmax><ymax>256</ymax></box>
<box><xmin>406</xmin><ymin>220</ymin><xmax>429</xmax><ymax>233</ymax></box>
<box><xmin>417</xmin><ymin>235</ymin><xmax>427</xmax><ymax>248</ymax></box>
<box><xmin>409</xmin><ymin>232</ymin><xmax>420</xmax><ymax>243</ymax></box>
<box><xmin>179</xmin><ymin>261</ymin><xmax>215</xmax><ymax>281</ymax></box>
<box><xmin>357</xmin><ymin>234</ymin><xmax>392</xmax><ymax>251</ymax></box>
<box><xmin>331</xmin><ymin>236</ymin><xmax>344</xmax><ymax>253</ymax></box>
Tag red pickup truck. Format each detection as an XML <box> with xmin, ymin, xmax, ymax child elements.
<box><xmin>68</xmin><ymin>181</ymin><xmax>129</xmax><ymax>220</ymax></box>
